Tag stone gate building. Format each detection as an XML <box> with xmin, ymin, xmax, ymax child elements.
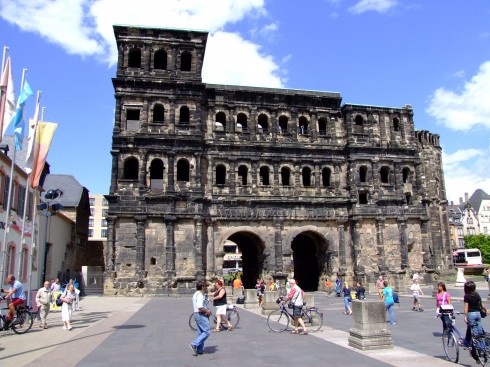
<box><xmin>104</xmin><ymin>25</ymin><xmax>452</xmax><ymax>295</ymax></box>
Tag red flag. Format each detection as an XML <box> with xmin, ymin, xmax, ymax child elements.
<box><xmin>0</xmin><ymin>55</ymin><xmax>16</xmax><ymax>141</ymax></box>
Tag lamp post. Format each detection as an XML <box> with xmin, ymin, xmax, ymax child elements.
<box><xmin>37</xmin><ymin>189</ymin><xmax>63</xmax><ymax>287</ymax></box>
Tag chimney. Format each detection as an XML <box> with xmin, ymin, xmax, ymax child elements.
<box><xmin>451</xmin><ymin>201</ymin><xmax>454</xmax><ymax>207</ymax></box>
<box><xmin>459</xmin><ymin>197</ymin><xmax>463</xmax><ymax>206</ymax></box>
<box><xmin>465</xmin><ymin>192</ymin><xmax>469</xmax><ymax>202</ymax></box>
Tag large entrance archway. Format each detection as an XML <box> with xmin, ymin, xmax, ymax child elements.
<box><xmin>291</xmin><ymin>231</ymin><xmax>328</xmax><ymax>291</ymax></box>
<box><xmin>227</xmin><ymin>232</ymin><xmax>265</xmax><ymax>289</ymax></box>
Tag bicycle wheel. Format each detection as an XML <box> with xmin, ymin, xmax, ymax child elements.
<box><xmin>301</xmin><ymin>309</ymin><xmax>323</xmax><ymax>332</ymax></box>
<box><xmin>225</xmin><ymin>308</ymin><xmax>240</xmax><ymax>329</ymax></box>
<box><xmin>267</xmin><ymin>310</ymin><xmax>289</xmax><ymax>333</ymax></box>
<box><xmin>188</xmin><ymin>313</ymin><xmax>197</xmax><ymax>331</ymax></box>
<box><xmin>442</xmin><ymin>329</ymin><xmax>459</xmax><ymax>363</ymax></box>
<box><xmin>473</xmin><ymin>335</ymin><xmax>489</xmax><ymax>366</ymax></box>
<box><xmin>12</xmin><ymin>309</ymin><xmax>33</xmax><ymax>334</ymax></box>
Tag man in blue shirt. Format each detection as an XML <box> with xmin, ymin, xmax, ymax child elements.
<box><xmin>190</xmin><ymin>281</ymin><xmax>211</xmax><ymax>356</ymax></box>
<box><xmin>3</xmin><ymin>274</ymin><xmax>26</xmax><ymax>322</ymax></box>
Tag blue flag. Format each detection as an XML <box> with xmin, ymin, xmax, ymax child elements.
<box><xmin>12</xmin><ymin>80</ymin><xmax>33</xmax><ymax>150</ymax></box>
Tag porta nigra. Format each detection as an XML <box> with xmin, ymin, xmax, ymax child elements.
<box><xmin>104</xmin><ymin>25</ymin><xmax>452</xmax><ymax>296</ymax></box>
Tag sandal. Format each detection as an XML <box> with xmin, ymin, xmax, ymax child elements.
<box><xmin>227</xmin><ymin>326</ymin><xmax>233</xmax><ymax>331</ymax></box>
<box><xmin>299</xmin><ymin>331</ymin><xmax>308</xmax><ymax>335</ymax></box>
<box><xmin>291</xmin><ymin>330</ymin><xmax>299</xmax><ymax>334</ymax></box>
<box><xmin>212</xmin><ymin>329</ymin><xmax>220</xmax><ymax>333</ymax></box>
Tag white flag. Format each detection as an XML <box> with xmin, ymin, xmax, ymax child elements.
<box><xmin>0</xmin><ymin>55</ymin><xmax>16</xmax><ymax>140</ymax></box>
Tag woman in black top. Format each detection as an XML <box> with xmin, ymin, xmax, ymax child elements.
<box><xmin>464</xmin><ymin>280</ymin><xmax>488</xmax><ymax>360</ymax></box>
<box><xmin>355</xmin><ymin>282</ymin><xmax>366</xmax><ymax>300</ymax></box>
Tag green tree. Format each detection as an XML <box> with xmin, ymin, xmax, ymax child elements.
<box><xmin>464</xmin><ymin>234</ymin><xmax>490</xmax><ymax>263</ymax></box>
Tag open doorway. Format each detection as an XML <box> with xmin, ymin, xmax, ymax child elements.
<box><xmin>227</xmin><ymin>232</ymin><xmax>265</xmax><ymax>289</ymax></box>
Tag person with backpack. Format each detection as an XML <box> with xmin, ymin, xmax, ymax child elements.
<box><xmin>382</xmin><ymin>280</ymin><xmax>396</xmax><ymax>325</ymax></box>
<box><xmin>283</xmin><ymin>278</ymin><xmax>308</xmax><ymax>335</ymax></box>
<box><xmin>60</xmin><ymin>284</ymin><xmax>77</xmax><ymax>330</ymax></box>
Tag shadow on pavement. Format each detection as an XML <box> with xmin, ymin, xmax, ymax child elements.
<box><xmin>113</xmin><ymin>324</ymin><xmax>145</xmax><ymax>330</ymax></box>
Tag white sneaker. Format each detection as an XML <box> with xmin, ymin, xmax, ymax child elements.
<box><xmin>63</xmin><ymin>326</ymin><xmax>67</xmax><ymax>330</ymax></box>
<box><xmin>67</xmin><ymin>326</ymin><xmax>73</xmax><ymax>330</ymax></box>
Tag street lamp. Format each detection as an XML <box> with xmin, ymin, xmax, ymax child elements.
<box><xmin>37</xmin><ymin>189</ymin><xmax>63</xmax><ymax>286</ymax></box>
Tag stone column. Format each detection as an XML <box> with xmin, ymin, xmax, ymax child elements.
<box><xmin>139</xmin><ymin>153</ymin><xmax>147</xmax><ymax>191</ymax></box>
<box><xmin>167</xmin><ymin>151</ymin><xmax>175</xmax><ymax>191</ymax></box>
<box><xmin>109</xmin><ymin>150</ymin><xmax>119</xmax><ymax>194</ymax></box>
<box><xmin>229</xmin><ymin>158</ymin><xmax>236</xmax><ymax>195</ymax></box>
<box><xmin>273</xmin><ymin>161</ymin><xmax>279</xmax><ymax>195</ymax></box>
<box><xmin>135</xmin><ymin>216</ymin><xmax>146</xmax><ymax>271</ymax></box>
<box><xmin>376</xmin><ymin>218</ymin><xmax>386</xmax><ymax>272</ymax></box>
<box><xmin>420</xmin><ymin>219</ymin><xmax>432</xmax><ymax>270</ymax></box>
<box><xmin>315</xmin><ymin>164</ymin><xmax>321</xmax><ymax>194</ymax></box>
<box><xmin>113</xmin><ymin>97</ymin><xmax>122</xmax><ymax>134</ymax></box>
<box><xmin>352</xmin><ymin>221</ymin><xmax>363</xmax><ymax>275</ymax></box>
<box><xmin>140</xmin><ymin>100</ymin><xmax>149</xmax><ymax>133</ymax></box>
<box><xmin>206</xmin><ymin>220</ymin><xmax>216</xmax><ymax>275</ymax></box>
<box><xmin>165</xmin><ymin>216</ymin><xmax>176</xmax><ymax>277</ymax></box>
<box><xmin>169</xmin><ymin>98</ymin><xmax>176</xmax><ymax>133</ymax></box>
<box><xmin>310</xmin><ymin>111</ymin><xmax>317</xmax><ymax>140</ymax></box>
<box><xmin>105</xmin><ymin>216</ymin><xmax>116</xmax><ymax>271</ymax></box>
<box><xmin>398</xmin><ymin>218</ymin><xmax>408</xmax><ymax>269</ymax></box>
<box><xmin>244</xmin><ymin>288</ymin><xmax>259</xmax><ymax>309</ymax></box>
<box><xmin>271</xmin><ymin>111</ymin><xmax>278</xmax><ymax>142</ymax></box>
<box><xmin>338</xmin><ymin>220</ymin><xmax>347</xmax><ymax>274</ymax></box>
<box><xmin>195</xmin><ymin>153</ymin><xmax>202</xmax><ymax>187</ymax></box>
<box><xmin>194</xmin><ymin>218</ymin><xmax>204</xmax><ymax>279</ymax></box>
<box><xmin>274</xmin><ymin>221</ymin><xmax>283</xmax><ymax>273</ymax></box>
<box><xmin>251</xmin><ymin>161</ymin><xmax>258</xmax><ymax>195</ymax></box>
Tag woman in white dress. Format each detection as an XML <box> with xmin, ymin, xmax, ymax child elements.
<box><xmin>60</xmin><ymin>284</ymin><xmax>76</xmax><ymax>330</ymax></box>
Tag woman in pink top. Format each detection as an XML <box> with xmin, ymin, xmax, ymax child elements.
<box><xmin>435</xmin><ymin>282</ymin><xmax>452</xmax><ymax>331</ymax></box>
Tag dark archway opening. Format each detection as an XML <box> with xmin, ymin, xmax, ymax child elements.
<box><xmin>291</xmin><ymin>232</ymin><xmax>327</xmax><ymax>291</ymax></box>
<box><xmin>227</xmin><ymin>232</ymin><xmax>264</xmax><ymax>289</ymax></box>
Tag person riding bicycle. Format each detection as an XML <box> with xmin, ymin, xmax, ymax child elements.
<box><xmin>283</xmin><ymin>278</ymin><xmax>308</xmax><ymax>335</ymax></box>
<box><xmin>2</xmin><ymin>274</ymin><xmax>26</xmax><ymax>324</ymax></box>
<box><xmin>463</xmin><ymin>280</ymin><xmax>488</xmax><ymax>362</ymax></box>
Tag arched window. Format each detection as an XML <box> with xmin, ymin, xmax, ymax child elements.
<box><xmin>359</xmin><ymin>192</ymin><xmax>368</xmax><ymax>204</ymax></box>
<box><xmin>281</xmin><ymin>167</ymin><xmax>291</xmax><ymax>186</ymax></box>
<box><xmin>259</xmin><ymin>166</ymin><xmax>270</xmax><ymax>185</ymax></box>
<box><xmin>258</xmin><ymin>114</ymin><xmax>268</xmax><ymax>132</ymax></box>
<box><xmin>302</xmin><ymin>167</ymin><xmax>312</xmax><ymax>187</ymax></box>
<box><xmin>405</xmin><ymin>192</ymin><xmax>412</xmax><ymax>205</ymax></box>
<box><xmin>380</xmin><ymin>166</ymin><xmax>390</xmax><ymax>184</ymax></box>
<box><xmin>238</xmin><ymin>165</ymin><xmax>248</xmax><ymax>185</ymax></box>
<box><xmin>322</xmin><ymin>167</ymin><xmax>331</xmax><ymax>187</ymax></box>
<box><xmin>216</xmin><ymin>112</ymin><xmax>226</xmax><ymax>131</ymax></box>
<box><xmin>179</xmin><ymin>106</ymin><xmax>190</xmax><ymax>124</ymax></box>
<box><xmin>393</xmin><ymin>117</ymin><xmax>400</xmax><ymax>132</ymax></box>
<box><xmin>355</xmin><ymin>115</ymin><xmax>363</xmax><ymax>134</ymax></box>
<box><xmin>299</xmin><ymin>116</ymin><xmax>308</xmax><ymax>134</ymax></box>
<box><xmin>128</xmin><ymin>48</ymin><xmax>141</xmax><ymax>68</ymax></box>
<box><xmin>318</xmin><ymin>117</ymin><xmax>328</xmax><ymax>135</ymax></box>
<box><xmin>154</xmin><ymin>49</ymin><xmax>167</xmax><ymax>70</ymax></box>
<box><xmin>402</xmin><ymin>167</ymin><xmax>410</xmax><ymax>183</ymax></box>
<box><xmin>360</xmin><ymin>166</ymin><xmax>368</xmax><ymax>183</ymax></box>
<box><xmin>126</xmin><ymin>109</ymin><xmax>140</xmax><ymax>131</ymax></box>
<box><xmin>216</xmin><ymin>164</ymin><xmax>226</xmax><ymax>186</ymax></box>
<box><xmin>278</xmin><ymin>115</ymin><xmax>288</xmax><ymax>133</ymax></box>
<box><xmin>180</xmin><ymin>51</ymin><xmax>192</xmax><ymax>71</ymax></box>
<box><xmin>150</xmin><ymin>159</ymin><xmax>164</xmax><ymax>190</ymax></box>
<box><xmin>237</xmin><ymin>113</ymin><xmax>248</xmax><ymax>131</ymax></box>
<box><xmin>177</xmin><ymin>159</ymin><xmax>190</xmax><ymax>181</ymax></box>
<box><xmin>153</xmin><ymin>104</ymin><xmax>165</xmax><ymax>123</ymax></box>
<box><xmin>124</xmin><ymin>157</ymin><xmax>139</xmax><ymax>180</ymax></box>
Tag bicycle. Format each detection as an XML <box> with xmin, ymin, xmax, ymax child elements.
<box><xmin>267</xmin><ymin>295</ymin><xmax>323</xmax><ymax>333</ymax></box>
<box><xmin>0</xmin><ymin>296</ymin><xmax>34</xmax><ymax>334</ymax></box>
<box><xmin>438</xmin><ymin>307</ymin><xmax>490</xmax><ymax>365</ymax></box>
<box><xmin>188</xmin><ymin>295</ymin><xmax>240</xmax><ymax>331</ymax></box>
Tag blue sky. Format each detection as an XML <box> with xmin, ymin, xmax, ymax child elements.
<box><xmin>0</xmin><ymin>0</ymin><xmax>489</xmax><ymax>203</ymax></box>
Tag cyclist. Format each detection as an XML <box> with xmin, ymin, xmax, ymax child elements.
<box><xmin>283</xmin><ymin>278</ymin><xmax>308</xmax><ymax>335</ymax></box>
<box><xmin>463</xmin><ymin>280</ymin><xmax>488</xmax><ymax>362</ymax></box>
<box><xmin>2</xmin><ymin>274</ymin><xmax>26</xmax><ymax>325</ymax></box>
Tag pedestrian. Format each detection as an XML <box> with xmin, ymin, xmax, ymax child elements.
<box><xmin>410</xmin><ymin>277</ymin><xmax>424</xmax><ymax>311</ymax></box>
<box><xmin>355</xmin><ymin>282</ymin><xmax>365</xmax><ymax>300</ymax></box>
<box><xmin>50</xmin><ymin>278</ymin><xmax>61</xmax><ymax>292</ymax></box>
<box><xmin>255</xmin><ymin>279</ymin><xmax>265</xmax><ymax>307</ymax></box>
<box><xmin>36</xmin><ymin>280</ymin><xmax>54</xmax><ymax>329</ymax></box>
<box><xmin>376</xmin><ymin>276</ymin><xmax>385</xmax><ymax>300</ymax></box>
<box><xmin>2</xmin><ymin>274</ymin><xmax>26</xmax><ymax>325</ymax></box>
<box><xmin>325</xmin><ymin>278</ymin><xmax>332</xmax><ymax>296</ymax></box>
<box><xmin>464</xmin><ymin>280</ymin><xmax>488</xmax><ymax>362</ymax></box>
<box><xmin>190</xmin><ymin>281</ymin><xmax>211</xmax><ymax>356</ymax></box>
<box><xmin>209</xmin><ymin>279</ymin><xmax>233</xmax><ymax>332</ymax></box>
<box><xmin>342</xmin><ymin>282</ymin><xmax>352</xmax><ymax>315</ymax></box>
<box><xmin>283</xmin><ymin>279</ymin><xmax>308</xmax><ymax>335</ymax></box>
<box><xmin>435</xmin><ymin>281</ymin><xmax>452</xmax><ymax>332</ymax></box>
<box><xmin>335</xmin><ymin>277</ymin><xmax>342</xmax><ymax>297</ymax></box>
<box><xmin>67</xmin><ymin>279</ymin><xmax>81</xmax><ymax>311</ymax></box>
<box><xmin>382</xmin><ymin>280</ymin><xmax>396</xmax><ymax>325</ymax></box>
<box><xmin>232</xmin><ymin>276</ymin><xmax>243</xmax><ymax>295</ymax></box>
<box><xmin>60</xmin><ymin>284</ymin><xmax>77</xmax><ymax>330</ymax></box>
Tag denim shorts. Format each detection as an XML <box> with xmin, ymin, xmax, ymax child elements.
<box><xmin>292</xmin><ymin>306</ymin><xmax>302</xmax><ymax>318</ymax></box>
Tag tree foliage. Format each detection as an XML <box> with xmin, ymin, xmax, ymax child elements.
<box><xmin>464</xmin><ymin>235</ymin><xmax>490</xmax><ymax>263</ymax></box>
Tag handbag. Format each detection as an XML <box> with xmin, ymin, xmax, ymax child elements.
<box><xmin>55</xmin><ymin>293</ymin><xmax>63</xmax><ymax>307</ymax></box>
<box><xmin>481</xmin><ymin>308</ymin><xmax>487</xmax><ymax>318</ymax></box>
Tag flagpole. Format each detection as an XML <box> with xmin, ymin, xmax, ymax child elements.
<box><xmin>41</xmin><ymin>107</ymin><xmax>46</xmax><ymax>120</ymax></box>
<box><xmin>0</xmin><ymin>68</ymin><xmax>27</xmax><ymax>286</ymax></box>
<box><xmin>26</xmin><ymin>189</ymin><xmax>39</xmax><ymax>307</ymax></box>
<box><xmin>1</xmin><ymin>46</ymin><xmax>8</xmax><ymax>77</ymax></box>
<box><xmin>16</xmin><ymin>90</ymin><xmax>41</xmax><ymax>282</ymax></box>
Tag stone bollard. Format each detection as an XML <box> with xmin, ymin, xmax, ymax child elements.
<box><xmin>261</xmin><ymin>290</ymin><xmax>280</xmax><ymax>315</ymax></box>
<box><xmin>348</xmin><ymin>300</ymin><xmax>394</xmax><ymax>350</ymax></box>
<box><xmin>244</xmin><ymin>289</ymin><xmax>259</xmax><ymax>309</ymax></box>
<box><xmin>303</xmin><ymin>293</ymin><xmax>315</xmax><ymax>307</ymax></box>
<box><xmin>224</xmin><ymin>286</ymin><xmax>233</xmax><ymax>300</ymax></box>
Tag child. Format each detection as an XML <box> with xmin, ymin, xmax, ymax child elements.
<box><xmin>410</xmin><ymin>277</ymin><xmax>424</xmax><ymax>311</ymax></box>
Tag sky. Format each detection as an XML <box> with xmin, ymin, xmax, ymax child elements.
<box><xmin>0</xmin><ymin>0</ymin><xmax>489</xmax><ymax>204</ymax></box>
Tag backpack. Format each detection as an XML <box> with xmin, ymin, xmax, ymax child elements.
<box><xmin>393</xmin><ymin>291</ymin><xmax>399</xmax><ymax>304</ymax></box>
<box><xmin>55</xmin><ymin>293</ymin><xmax>63</xmax><ymax>307</ymax></box>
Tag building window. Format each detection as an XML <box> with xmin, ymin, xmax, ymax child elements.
<box><xmin>101</xmin><ymin>229</ymin><xmax>108</xmax><ymax>238</ymax></box>
<box><xmin>403</xmin><ymin>167</ymin><xmax>411</xmax><ymax>183</ymax></box>
<box><xmin>457</xmin><ymin>228</ymin><xmax>463</xmax><ymax>236</ymax></box>
<box><xmin>154</xmin><ymin>49</ymin><xmax>167</xmax><ymax>70</ymax></box>
<box><xmin>90</xmin><ymin>208</ymin><xmax>94</xmax><ymax>216</ymax></box>
<box><xmin>128</xmin><ymin>48</ymin><xmax>141</xmax><ymax>68</ymax></box>
<box><xmin>302</xmin><ymin>167</ymin><xmax>312</xmax><ymax>187</ymax></box>
<box><xmin>354</xmin><ymin>115</ymin><xmax>364</xmax><ymax>134</ymax></box>
<box><xmin>89</xmin><ymin>198</ymin><xmax>95</xmax><ymax>206</ymax></box>
<box><xmin>102</xmin><ymin>219</ymin><xmax>108</xmax><ymax>227</ymax></box>
<box><xmin>88</xmin><ymin>229</ymin><xmax>93</xmax><ymax>237</ymax></box>
<box><xmin>179</xmin><ymin>106</ymin><xmax>190</xmax><ymax>124</ymax></box>
<box><xmin>484</xmin><ymin>227</ymin><xmax>488</xmax><ymax>234</ymax></box>
<box><xmin>359</xmin><ymin>192</ymin><xmax>368</xmax><ymax>204</ymax></box>
<box><xmin>259</xmin><ymin>166</ymin><xmax>270</xmax><ymax>186</ymax></box>
<box><xmin>176</xmin><ymin>159</ymin><xmax>190</xmax><ymax>182</ymax></box>
<box><xmin>180</xmin><ymin>51</ymin><xmax>192</xmax><ymax>71</ymax></box>
<box><xmin>359</xmin><ymin>166</ymin><xmax>367</xmax><ymax>183</ymax></box>
<box><xmin>322</xmin><ymin>167</ymin><xmax>331</xmax><ymax>187</ymax></box>
<box><xmin>89</xmin><ymin>218</ymin><xmax>94</xmax><ymax>227</ymax></box>
<box><xmin>102</xmin><ymin>198</ymin><xmax>108</xmax><ymax>206</ymax></box>
<box><xmin>216</xmin><ymin>165</ymin><xmax>226</xmax><ymax>186</ymax></box>
<box><xmin>281</xmin><ymin>167</ymin><xmax>291</xmax><ymax>186</ymax></box>
<box><xmin>27</xmin><ymin>192</ymin><xmax>33</xmax><ymax>220</ymax></box>
<box><xmin>238</xmin><ymin>165</ymin><xmax>248</xmax><ymax>185</ymax></box>
<box><xmin>458</xmin><ymin>239</ymin><xmax>465</xmax><ymax>248</ymax></box>
<box><xmin>17</xmin><ymin>185</ymin><xmax>25</xmax><ymax>217</ymax></box>
<box><xmin>380</xmin><ymin>166</ymin><xmax>390</xmax><ymax>184</ymax></box>
<box><xmin>150</xmin><ymin>159</ymin><xmax>164</xmax><ymax>190</ymax></box>
<box><xmin>405</xmin><ymin>192</ymin><xmax>412</xmax><ymax>205</ymax></box>
<box><xmin>298</xmin><ymin>116</ymin><xmax>308</xmax><ymax>135</ymax></box>
<box><xmin>123</xmin><ymin>157</ymin><xmax>139</xmax><ymax>180</ymax></box>
<box><xmin>237</xmin><ymin>113</ymin><xmax>248</xmax><ymax>131</ymax></box>
<box><xmin>468</xmin><ymin>227</ymin><xmax>476</xmax><ymax>235</ymax></box>
<box><xmin>317</xmin><ymin>117</ymin><xmax>328</xmax><ymax>136</ymax></box>
<box><xmin>3</xmin><ymin>175</ymin><xmax>9</xmax><ymax>210</ymax></box>
<box><xmin>278</xmin><ymin>115</ymin><xmax>288</xmax><ymax>133</ymax></box>
<box><xmin>467</xmin><ymin>217</ymin><xmax>473</xmax><ymax>225</ymax></box>
<box><xmin>126</xmin><ymin>109</ymin><xmax>140</xmax><ymax>131</ymax></box>
<box><xmin>393</xmin><ymin>117</ymin><xmax>400</xmax><ymax>131</ymax></box>
<box><xmin>257</xmin><ymin>114</ymin><xmax>268</xmax><ymax>133</ymax></box>
<box><xmin>215</xmin><ymin>112</ymin><xmax>227</xmax><ymax>132</ymax></box>
<box><xmin>4</xmin><ymin>244</ymin><xmax>15</xmax><ymax>280</ymax></box>
<box><xmin>102</xmin><ymin>209</ymin><xmax>108</xmax><ymax>217</ymax></box>
<box><xmin>153</xmin><ymin>104</ymin><xmax>165</xmax><ymax>124</ymax></box>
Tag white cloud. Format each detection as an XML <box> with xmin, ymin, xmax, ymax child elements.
<box><xmin>451</xmin><ymin>70</ymin><xmax>465</xmax><ymax>79</ymax></box>
<box><xmin>250</xmin><ymin>22</ymin><xmax>279</xmax><ymax>42</ymax></box>
<box><xmin>348</xmin><ymin>0</ymin><xmax>397</xmax><ymax>14</ymax></box>
<box><xmin>0</xmin><ymin>0</ymin><xmax>284</xmax><ymax>87</ymax></box>
<box><xmin>442</xmin><ymin>147</ymin><xmax>490</xmax><ymax>203</ymax></box>
<box><xmin>427</xmin><ymin>61</ymin><xmax>490</xmax><ymax>131</ymax></box>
